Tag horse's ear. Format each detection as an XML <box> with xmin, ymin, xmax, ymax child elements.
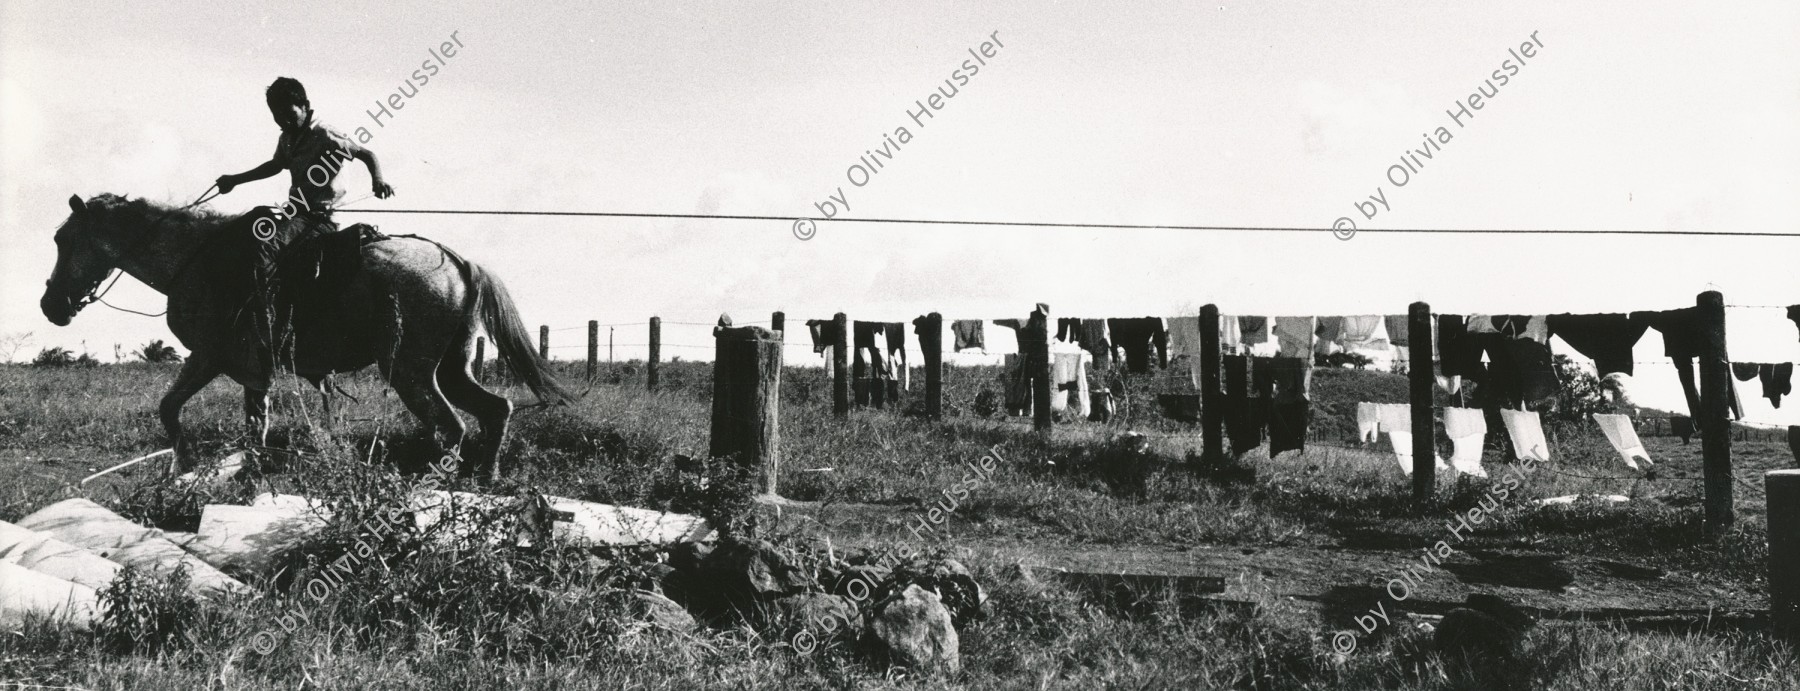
<box><xmin>68</xmin><ymin>195</ymin><xmax>84</xmax><ymax>215</ymax></box>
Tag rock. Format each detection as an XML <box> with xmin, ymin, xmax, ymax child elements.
<box><xmin>598</xmin><ymin>589</ymin><xmax>696</xmax><ymax>631</ymax></box>
<box><xmin>772</xmin><ymin>592</ymin><xmax>859</xmax><ymax>638</ymax></box>
<box><xmin>885</xmin><ymin>558</ymin><xmax>986</xmax><ymax>627</ymax></box>
<box><xmin>869</xmin><ymin>584</ymin><xmax>960</xmax><ymax>675</ymax></box>
<box><xmin>690</xmin><ymin>538</ymin><xmax>812</xmax><ymax>615</ymax></box>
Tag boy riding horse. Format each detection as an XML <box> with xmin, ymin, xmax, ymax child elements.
<box><xmin>215</xmin><ymin>77</ymin><xmax>394</xmax><ymax>370</ymax></box>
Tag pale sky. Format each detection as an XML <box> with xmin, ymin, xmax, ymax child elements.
<box><xmin>3</xmin><ymin>1</ymin><xmax>1797</xmax><ymax>424</ymax></box>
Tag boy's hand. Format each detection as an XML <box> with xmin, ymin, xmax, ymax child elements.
<box><xmin>215</xmin><ymin>175</ymin><xmax>237</xmax><ymax>194</ymax></box>
<box><xmin>372</xmin><ymin>180</ymin><xmax>395</xmax><ymax>199</ymax></box>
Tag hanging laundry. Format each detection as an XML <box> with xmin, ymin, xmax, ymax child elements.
<box><xmin>1225</xmin><ymin>355</ymin><xmax>1263</xmax><ymax>453</ymax></box>
<box><xmin>1505</xmin><ymin>338</ymin><xmax>1559</xmax><ymax>404</ymax></box>
<box><xmin>1389</xmin><ymin>430</ymin><xmax>1449</xmax><ymax>477</ymax></box>
<box><xmin>1546</xmin><ymin>313</ymin><xmax>1648</xmax><ymax>376</ymax></box>
<box><xmin>1761</xmin><ymin>362</ymin><xmax>1793</xmax><ymax>408</ymax></box>
<box><xmin>1220</xmin><ymin>315</ymin><xmax>1243</xmax><ymax>353</ymax></box>
<box><xmin>1466</xmin><ymin>314</ymin><xmax>1500</xmax><ymax>334</ymax></box>
<box><xmin>805</xmin><ymin>319</ymin><xmax>837</xmax><ymax>355</ymax></box>
<box><xmin>1438</xmin><ymin>315</ymin><xmax>1481</xmax><ymax>379</ymax></box>
<box><xmin>1732</xmin><ymin>362</ymin><xmax>1761</xmax><ymax>381</ymax></box>
<box><xmin>991</xmin><ymin>318</ymin><xmax>1027</xmax><ymax>350</ymax></box>
<box><xmin>1274</xmin><ymin>317</ymin><xmax>1316</xmax><ymax>360</ymax></box>
<box><xmin>1384</xmin><ymin>315</ymin><xmax>1409</xmax><ymax>347</ymax></box>
<box><xmin>1269</xmin><ymin>357</ymin><xmax>1310</xmax><ymax>401</ymax></box>
<box><xmin>1593</xmin><ymin>413</ymin><xmax>1652</xmax><ymax>470</ymax></box>
<box><xmin>1670</xmin><ymin>416</ymin><xmax>1694</xmax><ymax>444</ymax></box>
<box><xmin>999</xmin><ymin>354</ymin><xmax>1031</xmax><ymax>415</ymax></box>
<box><xmin>1078</xmin><ymin>319</ymin><xmax>1111</xmax><ymax>368</ymax></box>
<box><xmin>1356</xmin><ymin>402</ymin><xmax>1381</xmax><ymax>444</ymax></box>
<box><xmin>1056</xmin><ymin>318</ymin><xmax>1082</xmax><ymax>343</ymax></box>
<box><xmin>1338</xmin><ymin>316</ymin><xmax>1385</xmax><ymax>349</ymax></box>
<box><xmin>1789</xmin><ymin>425</ymin><xmax>1800</xmax><ymax>463</ymax></box>
<box><xmin>884</xmin><ymin>322</ymin><xmax>909</xmax><ymax>391</ymax></box>
<box><xmin>1490</xmin><ymin>315</ymin><xmax>1530</xmax><ymax>338</ymax></box>
<box><xmin>1166</xmin><ymin>316</ymin><xmax>1204</xmax><ymax>358</ymax></box>
<box><xmin>1500</xmin><ymin>409</ymin><xmax>1550</xmax><ymax>462</ymax></box>
<box><xmin>1376</xmin><ymin>403</ymin><xmax>1412</xmax><ymax>433</ymax></box>
<box><xmin>1516</xmin><ymin>316</ymin><xmax>1549</xmax><ymax>343</ymax></box>
<box><xmin>1313</xmin><ymin>317</ymin><xmax>1345</xmax><ymax>357</ymax></box>
<box><xmin>1107</xmin><ymin>318</ymin><xmax>1167</xmax><ymax>373</ymax></box>
<box><xmin>1268</xmin><ymin>399</ymin><xmax>1309</xmax><ymax>458</ymax></box>
<box><xmin>1788</xmin><ymin>305</ymin><xmax>1800</xmax><ymax>342</ymax></box>
<box><xmin>1443</xmin><ymin>407</ymin><xmax>1489</xmax><ymax>478</ymax></box>
<box><xmin>1239</xmin><ymin>316</ymin><xmax>1270</xmax><ymax>345</ymax></box>
<box><xmin>1051</xmin><ymin>348</ymin><xmax>1092</xmax><ymax>418</ymax></box>
<box><xmin>951</xmin><ymin>319</ymin><xmax>985</xmax><ymax>352</ymax></box>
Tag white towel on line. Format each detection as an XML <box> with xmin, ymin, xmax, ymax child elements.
<box><xmin>1593</xmin><ymin>413</ymin><xmax>1652</xmax><ymax>470</ymax></box>
<box><xmin>1389</xmin><ymin>430</ymin><xmax>1449</xmax><ymax>477</ymax></box>
<box><xmin>1443</xmin><ymin>407</ymin><xmax>1488</xmax><ymax>478</ymax></box>
<box><xmin>1356</xmin><ymin>402</ymin><xmax>1381</xmax><ymax>443</ymax></box>
<box><xmin>1501</xmin><ymin>409</ymin><xmax>1551</xmax><ymax>462</ymax></box>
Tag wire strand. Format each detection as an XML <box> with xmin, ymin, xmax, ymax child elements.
<box><xmin>331</xmin><ymin>206</ymin><xmax>1800</xmax><ymax>237</ymax></box>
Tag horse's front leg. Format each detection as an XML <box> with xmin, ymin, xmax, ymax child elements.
<box><xmin>161</xmin><ymin>353</ymin><xmax>222</xmax><ymax>473</ymax></box>
<box><xmin>244</xmin><ymin>387</ymin><xmax>270</xmax><ymax>449</ymax></box>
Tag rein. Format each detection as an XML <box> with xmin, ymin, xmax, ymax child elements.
<box><xmin>76</xmin><ymin>184</ymin><xmax>222</xmax><ymax>317</ymax></box>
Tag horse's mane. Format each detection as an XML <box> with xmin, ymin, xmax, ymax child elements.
<box><xmin>86</xmin><ymin>193</ymin><xmax>238</xmax><ymax>237</ymax></box>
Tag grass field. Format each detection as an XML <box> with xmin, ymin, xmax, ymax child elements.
<box><xmin>1</xmin><ymin>360</ymin><xmax>1794</xmax><ymax>689</ymax></box>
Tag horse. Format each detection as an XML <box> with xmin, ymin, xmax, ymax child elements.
<box><xmin>39</xmin><ymin>193</ymin><xmax>571</xmax><ymax>481</ymax></box>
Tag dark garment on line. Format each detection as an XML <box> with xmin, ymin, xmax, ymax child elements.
<box><xmin>1639</xmin><ymin>308</ymin><xmax>1703</xmax><ymax>359</ymax></box>
<box><xmin>1383</xmin><ymin>315</ymin><xmax>1408</xmax><ymax>347</ymax></box>
<box><xmin>1788</xmin><ymin>305</ymin><xmax>1800</xmax><ymax>342</ymax></box>
<box><xmin>851</xmin><ymin>321</ymin><xmax>889</xmax><ymax>407</ymax></box>
<box><xmin>951</xmin><ymin>319</ymin><xmax>984</xmax><ymax>352</ymax></box>
<box><xmin>1056</xmin><ymin>318</ymin><xmax>1081</xmax><ymax>343</ymax></box>
<box><xmin>884</xmin><ymin>322</ymin><xmax>906</xmax><ymax>362</ymax></box>
<box><xmin>1732</xmin><ymin>362</ymin><xmax>1761</xmax><ymax>382</ymax></box>
<box><xmin>1546</xmin><ymin>313</ymin><xmax>1648</xmax><ymax>377</ymax></box>
<box><xmin>1079</xmin><ymin>319</ymin><xmax>1111</xmax><ymax>369</ymax></box>
<box><xmin>1251</xmin><ymin>356</ymin><xmax>1277</xmax><ymax>399</ymax></box>
<box><xmin>805</xmin><ymin>319</ymin><xmax>837</xmax><ymax>355</ymax></box>
<box><xmin>1762</xmin><ymin>363</ymin><xmax>1794</xmax><ymax>408</ymax></box>
<box><xmin>1108</xmin><ymin>317</ymin><xmax>1168</xmax><ymax>373</ymax></box>
<box><xmin>992</xmin><ymin>318</ymin><xmax>1028</xmax><ymax>352</ymax></box>
<box><xmin>1240</xmin><ymin>316</ymin><xmax>1269</xmax><ymax>344</ymax></box>
<box><xmin>1491</xmin><ymin>315</ymin><xmax>1531</xmax><ymax>339</ymax></box>
<box><xmin>1268</xmin><ymin>400</ymin><xmax>1309</xmax><ymax>458</ymax></box>
<box><xmin>1438</xmin><ymin>315</ymin><xmax>1481</xmax><ymax>379</ymax></box>
<box><xmin>1267</xmin><ymin>357</ymin><xmax>1308</xmax><ymax>401</ymax></box>
<box><xmin>1314</xmin><ymin>316</ymin><xmax>1345</xmax><ymax>344</ymax></box>
<box><xmin>1224</xmin><ymin>355</ymin><xmax>1263</xmax><ymax>453</ymax></box>
<box><xmin>1505</xmin><ymin>338</ymin><xmax>1559</xmax><ymax>403</ymax></box>
<box><xmin>1789</xmin><ymin>425</ymin><xmax>1800</xmax><ymax>465</ymax></box>
<box><xmin>1671</xmin><ymin>416</ymin><xmax>1694</xmax><ymax>444</ymax></box>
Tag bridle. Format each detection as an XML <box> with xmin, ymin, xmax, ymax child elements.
<box><xmin>58</xmin><ymin>184</ymin><xmax>222</xmax><ymax>317</ymax></box>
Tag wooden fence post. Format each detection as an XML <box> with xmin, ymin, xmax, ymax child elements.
<box><xmin>587</xmin><ymin>320</ymin><xmax>599</xmax><ymax>381</ymax></box>
<box><xmin>1030</xmin><ymin>304</ymin><xmax>1053</xmax><ymax>434</ymax></box>
<box><xmin>1699</xmin><ymin>290</ymin><xmax>1733</xmax><ymax>531</ymax></box>
<box><xmin>608</xmin><ymin>327</ymin><xmax>614</xmax><ymax>363</ymax></box>
<box><xmin>1769</xmin><ymin>470</ymin><xmax>1800</xmax><ymax>640</ymax></box>
<box><xmin>772</xmin><ymin>310</ymin><xmax>786</xmax><ymax>371</ymax></box>
<box><xmin>648</xmin><ymin>317</ymin><xmax>661</xmax><ymax>392</ymax></box>
<box><xmin>917</xmin><ymin>312</ymin><xmax>944</xmax><ymax>420</ymax></box>
<box><xmin>1200</xmin><ymin>304</ymin><xmax>1223</xmax><ymax>462</ymax></box>
<box><xmin>1409</xmin><ymin>302</ymin><xmax>1435</xmax><ymax>503</ymax></box>
<box><xmin>832</xmin><ymin>312</ymin><xmax>849</xmax><ymax>417</ymax></box>
<box><xmin>473</xmin><ymin>336</ymin><xmax>485</xmax><ymax>382</ymax></box>
<box><xmin>539</xmin><ymin>325</ymin><xmax>549</xmax><ymax>360</ymax></box>
<box><xmin>711</xmin><ymin>315</ymin><xmax>781</xmax><ymax>497</ymax></box>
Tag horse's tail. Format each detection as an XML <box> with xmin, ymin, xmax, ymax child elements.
<box><xmin>467</xmin><ymin>261</ymin><xmax>575</xmax><ymax>405</ymax></box>
<box><xmin>408</xmin><ymin>237</ymin><xmax>573</xmax><ymax>405</ymax></box>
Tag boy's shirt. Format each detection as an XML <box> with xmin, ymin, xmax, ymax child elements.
<box><xmin>273</xmin><ymin>113</ymin><xmax>364</xmax><ymax>215</ymax></box>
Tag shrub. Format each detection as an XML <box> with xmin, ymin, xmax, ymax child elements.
<box><xmin>97</xmin><ymin>565</ymin><xmax>201</xmax><ymax>654</ymax></box>
<box><xmin>31</xmin><ymin>347</ymin><xmax>98</xmax><ymax>368</ymax></box>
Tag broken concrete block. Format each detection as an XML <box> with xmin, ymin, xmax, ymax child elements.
<box><xmin>539</xmin><ymin>495</ymin><xmax>712</xmax><ymax>546</ymax></box>
<box><xmin>0</xmin><ymin>520</ymin><xmax>122</xmax><ymax>591</ymax></box>
<box><xmin>187</xmin><ymin>503</ymin><xmax>329</xmax><ymax>573</ymax></box>
<box><xmin>0</xmin><ymin>561</ymin><xmax>98</xmax><ymax>630</ymax></box>
<box><xmin>17</xmin><ymin>498</ymin><xmax>248</xmax><ymax>598</ymax></box>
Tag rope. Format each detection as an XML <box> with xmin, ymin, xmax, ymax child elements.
<box><xmin>330</xmin><ymin>206</ymin><xmax>1800</xmax><ymax>237</ymax></box>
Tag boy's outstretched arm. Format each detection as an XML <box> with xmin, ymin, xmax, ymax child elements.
<box><xmin>216</xmin><ymin>158</ymin><xmax>283</xmax><ymax>194</ymax></box>
<box><xmin>355</xmin><ymin>149</ymin><xmax>394</xmax><ymax>198</ymax></box>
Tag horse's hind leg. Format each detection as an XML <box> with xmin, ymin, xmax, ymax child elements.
<box><xmin>437</xmin><ymin>346</ymin><xmax>513</xmax><ymax>483</ymax></box>
<box><xmin>380</xmin><ymin>347</ymin><xmax>467</xmax><ymax>477</ymax></box>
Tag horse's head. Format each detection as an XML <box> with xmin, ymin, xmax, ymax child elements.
<box><xmin>41</xmin><ymin>194</ymin><xmax>127</xmax><ymax>326</ymax></box>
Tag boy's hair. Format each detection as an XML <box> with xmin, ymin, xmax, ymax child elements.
<box><xmin>265</xmin><ymin>77</ymin><xmax>309</xmax><ymax>109</ymax></box>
